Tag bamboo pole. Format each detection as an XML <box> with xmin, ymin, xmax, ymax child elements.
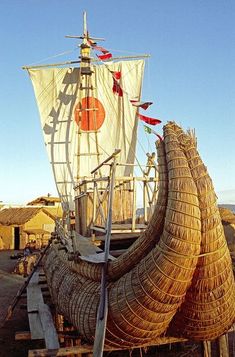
<box><xmin>132</xmin><ymin>177</ymin><xmax>136</xmax><ymax>231</ymax></box>
<box><xmin>203</xmin><ymin>341</ymin><xmax>211</xmax><ymax>357</ymax></box>
<box><xmin>218</xmin><ymin>334</ymin><xmax>229</xmax><ymax>357</ymax></box>
<box><xmin>93</xmin><ymin>155</ymin><xmax>118</xmax><ymax>357</ymax></box>
<box><xmin>22</xmin><ymin>55</ymin><xmax>150</xmax><ymax>70</ymax></box>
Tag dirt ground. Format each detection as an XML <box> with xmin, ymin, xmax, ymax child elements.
<box><xmin>0</xmin><ymin>250</ymin><xmax>44</xmax><ymax>357</ymax></box>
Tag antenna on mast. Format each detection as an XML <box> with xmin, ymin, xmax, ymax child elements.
<box><xmin>65</xmin><ymin>10</ymin><xmax>105</xmax><ymax>43</ymax></box>
<box><xmin>80</xmin><ymin>11</ymin><xmax>92</xmax><ymax>74</ymax></box>
<box><xmin>83</xmin><ymin>11</ymin><xmax>88</xmax><ymax>39</ymax></box>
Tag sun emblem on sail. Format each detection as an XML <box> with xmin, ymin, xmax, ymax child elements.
<box><xmin>74</xmin><ymin>97</ymin><xmax>105</xmax><ymax>131</ymax></box>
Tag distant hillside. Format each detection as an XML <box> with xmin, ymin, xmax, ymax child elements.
<box><xmin>219</xmin><ymin>204</ymin><xmax>235</xmax><ymax>213</ymax></box>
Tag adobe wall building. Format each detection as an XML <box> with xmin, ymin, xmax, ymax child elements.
<box><xmin>0</xmin><ymin>196</ymin><xmax>62</xmax><ymax>249</ymax></box>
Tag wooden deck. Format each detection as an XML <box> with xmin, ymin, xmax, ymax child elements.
<box><xmin>91</xmin><ymin>223</ymin><xmax>147</xmax><ymax>234</ymax></box>
<box><xmin>26</xmin><ymin>268</ymin><xmax>59</xmax><ymax>350</ymax></box>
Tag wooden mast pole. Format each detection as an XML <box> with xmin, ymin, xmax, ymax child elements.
<box><xmin>93</xmin><ymin>151</ymin><xmax>119</xmax><ymax>357</ymax></box>
<box><xmin>76</xmin><ymin>11</ymin><xmax>92</xmax><ymax>184</ymax></box>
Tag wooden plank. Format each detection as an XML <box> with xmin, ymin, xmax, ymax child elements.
<box><xmin>203</xmin><ymin>341</ymin><xmax>211</xmax><ymax>357</ymax></box>
<box><xmin>27</xmin><ymin>327</ymin><xmax>235</xmax><ymax>356</ymax></box>
<box><xmin>38</xmin><ymin>302</ymin><xmax>60</xmax><ymax>349</ymax></box>
<box><xmin>93</xmin><ymin>287</ymin><xmax>108</xmax><ymax>357</ymax></box>
<box><xmin>74</xmin><ymin>233</ymin><xmax>102</xmax><ymax>255</ymax></box>
<box><xmin>91</xmin><ymin>223</ymin><xmax>147</xmax><ymax>234</ymax></box>
<box><xmin>93</xmin><ymin>156</ymin><xmax>118</xmax><ymax>357</ymax></box>
<box><xmin>16</xmin><ymin>330</ymin><xmax>79</xmax><ymax>341</ymax></box>
<box><xmin>27</xmin><ymin>271</ymin><xmax>44</xmax><ymax>340</ymax></box>
<box><xmin>27</xmin><ymin>272</ymin><xmax>43</xmax><ymax>310</ymax></box>
<box><xmin>28</xmin><ymin>344</ymin><xmax>93</xmax><ymax>357</ymax></box>
<box><xmin>79</xmin><ymin>252</ymin><xmax>115</xmax><ymax>263</ymax></box>
<box><xmin>15</xmin><ymin>331</ymin><xmax>32</xmax><ymax>340</ymax></box>
<box><xmin>113</xmin><ymin>223</ymin><xmax>147</xmax><ymax>230</ymax></box>
<box><xmin>90</xmin><ymin>148</ymin><xmax>121</xmax><ymax>174</ymax></box>
<box><xmin>28</xmin><ymin>335</ymin><xmax>189</xmax><ymax>356</ymax></box>
<box><xmin>218</xmin><ymin>334</ymin><xmax>229</xmax><ymax>357</ymax></box>
<box><xmin>131</xmin><ymin>177</ymin><xmax>136</xmax><ymax>231</ymax></box>
<box><xmin>143</xmin><ymin>181</ymin><xmax>148</xmax><ymax>222</ymax></box>
<box><xmin>98</xmin><ymin>233</ymin><xmax>139</xmax><ymax>241</ymax></box>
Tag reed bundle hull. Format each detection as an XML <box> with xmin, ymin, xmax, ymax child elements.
<box><xmin>43</xmin><ymin>122</ymin><xmax>235</xmax><ymax>346</ymax></box>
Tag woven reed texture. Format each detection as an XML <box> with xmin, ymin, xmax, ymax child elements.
<box><xmin>43</xmin><ymin>121</ymin><xmax>235</xmax><ymax>347</ymax></box>
<box><xmin>168</xmin><ymin>123</ymin><xmax>235</xmax><ymax>340</ymax></box>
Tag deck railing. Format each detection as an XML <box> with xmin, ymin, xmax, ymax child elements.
<box><xmin>74</xmin><ymin>151</ymin><xmax>158</xmax><ymax>235</ymax></box>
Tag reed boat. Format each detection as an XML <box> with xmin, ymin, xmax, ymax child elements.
<box><xmin>25</xmin><ymin>12</ymin><xmax>235</xmax><ymax>355</ymax></box>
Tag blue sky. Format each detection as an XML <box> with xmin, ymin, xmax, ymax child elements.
<box><xmin>0</xmin><ymin>0</ymin><xmax>234</xmax><ymax>205</ymax></box>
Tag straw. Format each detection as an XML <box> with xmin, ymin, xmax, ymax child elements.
<box><xmin>169</xmin><ymin>122</ymin><xmax>235</xmax><ymax>340</ymax></box>
<box><xmin>43</xmin><ymin>121</ymin><xmax>235</xmax><ymax>347</ymax></box>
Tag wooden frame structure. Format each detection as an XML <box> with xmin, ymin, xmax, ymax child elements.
<box><xmin>74</xmin><ymin>150</ymin><xmax>158</xmax><ymax>238</ymax></box>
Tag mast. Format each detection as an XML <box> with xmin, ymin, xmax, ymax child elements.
<box><xmin>76</xmin><ymin>12</ymin><xmax>102</xmax><ymax>180</ymax></box>
<box><xmin>80</xmin><ymin>11</ymin><xmax>92</xmax><ymax>75</ymax></box>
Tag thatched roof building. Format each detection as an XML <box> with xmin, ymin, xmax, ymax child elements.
<box><xmin>0</xmin><ymin>207</ymin><xmax>43</xmax><ymax>226</ymax></box>
<box><xmin>27</xmin><ymin>196</ymin><xmax>61</xmax><ymax>206</ymax></box>
<box><xmin>0</xmin><ymin>207</ymin><xmax>58</xmax><ymax>250</ymax></box>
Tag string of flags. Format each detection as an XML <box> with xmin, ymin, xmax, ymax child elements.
<box><xmin>144</xmin><ymin>125</ymin><xmax>163</xmax><ymax>141</ymax></box>
<box><xmin>130</xmin><ymin>100</ymin><xmax>153</xmax><ymax>110</ymax></box>
<box><xmin>111</xmin><ymin>71</ymin><xmax>123</xmax><ymax>97</ymax></box>
<box><xmin>137</xmin><ymin>113</ymin><xmax>161</xmax><ymax>126</ymax></box>
<box><xmin>87</xmin><ymin>38</ymin><xmax>162</xmax><ymax>139</ymax></box>
<box><xmin>97</xmin><ymin>53</ymin><xmax>112</xmax><ymax>61</ymax></box>
<box><xmin>88</xmin><ymin>39</ymin><xmax>113</xmax><ymax>60</ymax></box>
<box><xmin>108</xmin><ymin>69</ymin><xmax>162</xmax><ymax>129</ymax></box>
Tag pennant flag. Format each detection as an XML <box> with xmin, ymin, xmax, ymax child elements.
<box><xmin>130</xmin><ymin>100</ymin><xmax>153</xmax><ymax>110</ymax></box>
<box><xmin>111</xmin><ymin>71</ymin><xmax>121</xmax><ymax>80</ymax></box>
<box><xmin>144</xmin><ymin>125</ymin><xmax>163</xmax><ymax>141</ymax></box>
<box><xmin>112</xmin><ymin>79</ymin><xmax>123</xmax><ymax>97</ymax></box>
<box><xmin>138</xmin><ymin>113</ymin><xmax>161</xmax><ymax>125</ymax></box>
<box><xmin>94</xmin><ymin>46</ymin><xmax>109</xmax><ymax>54</ymax></box>
<box><xmin>144</xmin><ymin>125</ymin><xmax>152</xmax><ymax>134</ymax></box>
<box><xmin>87</xmin><ymin>39</ymin><xmax>109</xmax><ymax>54</ymax></box>
<box><xmin>97</xmin><ymin>53</ymin><xmax>112</xmax><ymax>61</ymax></box>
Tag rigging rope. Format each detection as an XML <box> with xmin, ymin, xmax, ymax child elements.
<box><xmin>26</xmin><ymin>48</ymin><xmax>77</xmax><ymax>66</ymax></box>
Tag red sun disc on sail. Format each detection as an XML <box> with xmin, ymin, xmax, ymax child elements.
<box><xmin>74</xmin><ymin>97</ymin><xmax>105</xmax><ymax>131</ymax></box>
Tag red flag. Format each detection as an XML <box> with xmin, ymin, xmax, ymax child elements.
<box><xmin>94</xmin><ymin>46</ymin><xmax>109</xmax><ymax>54</ymax></box>
<box><xmin>138</xmin><ymin>113</ymin><xmax>161</xmax><ymax>125</ymax></box>
<box><xmin>112</xmin><ymin>79</ymin><xmax>123</xmax><ymax>96</ymax></box>
<box><xmin>97</xmin><ymin>53</ymin><xmax>112</xmax><ymax>61</ymax></box>
<box><xmin>111</xmin><ymin>71</ymin><xmax>121</xmax><ymax>80</ymax></box>
<box><xmin>87</xmin><ymin>40</ymin><xmax>109</xmax><ymax>53</ymax></box>
<box><xmin>156</xmin><ymin>133</ymin><xmax>163</xmax><ymax>141</ymax></box>
<box><xmin>130</xmin><ymin>100</ymin><xmax>153</xmax><ymax>110</ymax></box>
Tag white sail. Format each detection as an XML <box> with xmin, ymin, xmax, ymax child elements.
<box><xmin>28</xmin><ymin>60</ymin><xmax>145</xmax><ymax>211</ymax></box>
